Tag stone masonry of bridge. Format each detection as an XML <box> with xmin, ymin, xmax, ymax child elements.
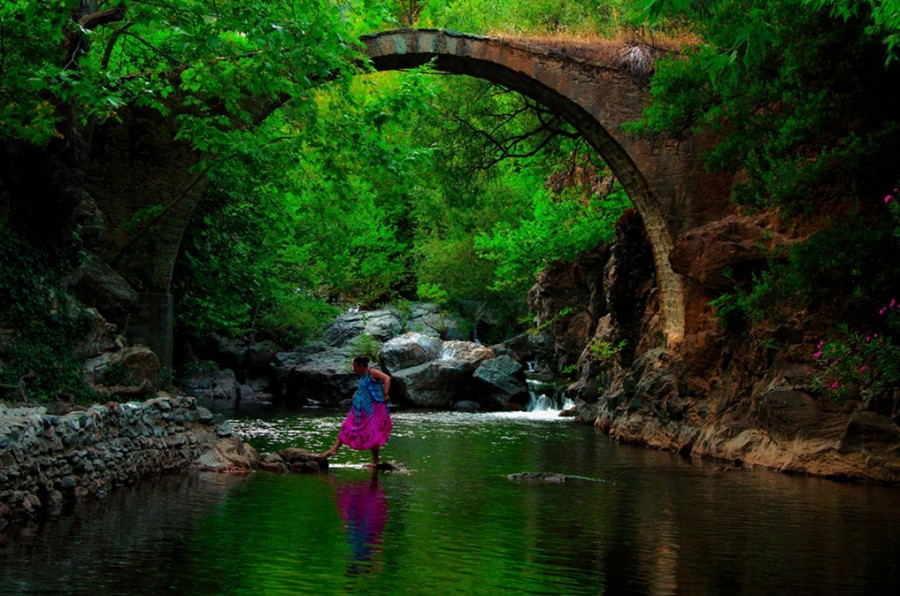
<box><xmin>83</xmin><ymin>29</ymin><xmax>734</xmax><ymax>364</ymax></box>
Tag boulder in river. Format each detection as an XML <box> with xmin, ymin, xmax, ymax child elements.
<box><xmin>194</xmin><ymin>436</ymin><xmax>259</xmax><ymax>473</ymax></box>
<box><xmin>271</xmin><ymin>347</ymin><xmax>358</xmax><ymax>405</ymax></box>
<box><xmin>473</xmin><ymin>354</ymin><xmax>529</xmax><ymax>410</ymax></box>
<box><xmin>391</xmin><ymin>359</ymin><xmax>472</xmax><ymax>408</ymax></box>
<box><xmin>382</xmin><ymin>332</ymin><xmax>443</xmax><ymax>373</ymax></box>
<box><xmin>276</xmin><ymin>447</ymin><xmax>329</xmax><ymax>473</ymax></box>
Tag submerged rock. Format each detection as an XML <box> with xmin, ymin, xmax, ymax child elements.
<box><xmin>507</xmin><ymin>472</ymin><xmax>569</xmax><ymax>483</ymax></box>
<box><xmin>374</xmin><ymin>461</ymin><xmax>409</xmax><ymax>473</ymax></box>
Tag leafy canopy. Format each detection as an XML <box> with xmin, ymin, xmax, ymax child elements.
<box><xmin>0</xmin><ymin>0</ymin><xmax>359</xmax><ymax>151</ymax></box>
<box><xmin>631</xmin><ymin>0</ymin><xmax>900</xmax><ymax>208</ymax></box>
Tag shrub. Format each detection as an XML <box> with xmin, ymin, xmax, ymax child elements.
<box><xmin>809</xmin><ymin>307</ymin><xmax>900</xmax><ymax>402</ymax></box>
<box><xmin>350</xmin><ymin>333</ymin><xmax>383</xmax><ymax>363</ymax></box>
<box><xmin>0</xmin><ymin>224</ymin><xmax>98</xmax><ymax>403</ymax></box>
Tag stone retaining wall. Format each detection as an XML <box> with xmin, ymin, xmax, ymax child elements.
<box><xmin>0</xmin><ymin>395</ymin><xmax>243</xmax><ymax>527</ymax></box>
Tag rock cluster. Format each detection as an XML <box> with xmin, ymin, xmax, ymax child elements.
<box><xmin>179</xmin><ymin>304</ymin><xmax>458</xmax><ymax>405</ymax></box>
<box><xmin>259</xmin><ymin>447</ymin><xmax>329</xmax><ymax>474</ymax></box>
<box><xmin>259</xmin><ymin>304</ymin><xmax>533</xmax><ymax>411</ymax></box>
<box><xmin>384</xmin><ymin>334</ymin><xmax>529</xmax><ymax>410</ymax></box>
<box><xmin>0</xmin><ymin>395</ymin><xmax>256</xmax><ymax>527</ymax></box>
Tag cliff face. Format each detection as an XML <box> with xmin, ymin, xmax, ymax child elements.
<box><xmin>530</xmin><ymin>211</ymin><xmax>900</xmax><ymax>483</ymax></box>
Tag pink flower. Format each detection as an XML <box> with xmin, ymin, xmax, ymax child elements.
<box><xmin>880</xmin><ymin>308</ymin><xmax>887</xmax><ymax>315</ymax></box>
<box><xmin>859</xmin><ymin>365</ymin><xmax>868</xmax><ymax>373</ymax></box>
<box><xmin>813</xmin><ymin>351</ymin><xmax>822</xmax><ymax>359</ymax></box>
<box><xmin>805</xmin><ymin>370</ymin><xmax>811</xmax><ymax>376</ymax></box>
<box><xmin>891</xmin><ymin>299</ymin><xmax>897</xmax><ymax>308</ymax></box>
<box><xmin>887</xmin><ymin>195</ymin><xmax>895</xmax><ymax>204</ymax></box>
<box><xmin>830</xmin><ymin>381</ymin><xmax>840</xmax><ymax>390</ymax></box>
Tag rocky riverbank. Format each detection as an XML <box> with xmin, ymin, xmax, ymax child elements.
<box><xmin>530</xmin><ymin>210</ymin><xmax>900</xmax><ymax>484</ymax></box>
<box><xmin>0</xmin><ymin>395</ymin><xmax>257</xmax><ymax>528</ymax></box>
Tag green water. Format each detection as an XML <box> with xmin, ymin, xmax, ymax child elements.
<box><xmin>1</xmin><ymin>406</ymin><xmax>899</xmax><ymax>594</ymax></box>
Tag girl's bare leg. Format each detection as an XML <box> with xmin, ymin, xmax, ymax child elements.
<box><xmin>368</xmin><ymin>447</ymin><xmax>380</xmax><ymax>469</ymax></box>
<box><xmin>320</xmin><ymin>438</ymin><xmax>342</xmax><ymax>458</ymax></box>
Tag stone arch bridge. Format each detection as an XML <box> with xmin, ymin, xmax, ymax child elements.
<box><xmin>89</xmin><ymin>29</ymin><xmax>733</xmax><ymax>365</ymax></box>
<box><xmin>361</xmin><ymin>30</ymin><xmax>733</xmax><ymax>346</ymax></box>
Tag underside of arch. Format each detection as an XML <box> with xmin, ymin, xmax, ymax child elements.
<box><xmin>362</xmin><ymin>30</ymin><xmax>685</xmax><ymax>346</ymax></box>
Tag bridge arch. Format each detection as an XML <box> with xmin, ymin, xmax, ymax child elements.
<box><xmin>363</xmin><ymin>29</ymin><xmax>726</xmax><ymax>347</ymax></box>
<box><xmin>106</xmin><ymin>29</ymin><xmax>734</xmax><ymax>364</ymax></box>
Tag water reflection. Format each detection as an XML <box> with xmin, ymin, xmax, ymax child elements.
<box><xmin>336</xmin><ymin>471</ymin><xmax>389</xmax><ymax>576</ymax></box>
<box><xmin>0</xmin><ymin>473</ymin><xmax>248</xmax><ymax>595</ymax></box>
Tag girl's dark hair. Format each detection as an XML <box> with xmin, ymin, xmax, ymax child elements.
<box><xmin>353</xmin><ymin>356</ymin><xmax>370</xmax><ymax>367</ymax></box>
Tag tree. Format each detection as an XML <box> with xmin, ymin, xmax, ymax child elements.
<box><xmin>632</xmin><ymin>0</ymin><xmax>900</xmax><ymax>209</ymax></box>
<box><xmin>0</xmin><ymin>0</ymin><xmax>359</xmax><ymax>239</ymax></box>
<box><xmin>0</xmin><ymin>1</ymin><xmax>361</xmax><ymax>398</ymax></box>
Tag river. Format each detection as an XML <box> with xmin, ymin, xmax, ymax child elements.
<box><xmin>1</xmin><ymin>403</ymin><xmax>899</xmax><ymax>594</ymax></box>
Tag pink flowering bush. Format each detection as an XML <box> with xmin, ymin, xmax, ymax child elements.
<box><xmin>888</xmin><ymin>186</ymin><xmax>900</xmax><ymax>238</ymax></box>
<box><xmin>808</xmin><ymin>185</ymin><xmax>900</xmax><ymax>402</ymax></box>
<box><xmin>810</xmin><ymin>302</ymin><xmax>900</xmax><ymax>402</ymax></box>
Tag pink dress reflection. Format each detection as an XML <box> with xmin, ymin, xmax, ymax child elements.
<box><xmin>337</xmin><ymin>477</ymin><xmax>389</xmax><ymax>575</ymax></box>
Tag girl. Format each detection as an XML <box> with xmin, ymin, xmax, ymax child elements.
<box><xmin>320</xmin><ymin>356</ymin><xmax>392</xmax><ymax>468</ymax></box>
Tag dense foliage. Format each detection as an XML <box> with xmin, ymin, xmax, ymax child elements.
<box><xmin>341</xmin><ymin>0</ymin><xmax>644</xmax><ymax>35</ymax></box>
<box><xmin>0</xmin><ymin>0</ymin><xmax>357</xmax><ymax>148</ymax></box>
<box><xmin>1</xmin><ymin>0</ymin><xmax>636</xmax><ymax>400</ymax></box>
<box><xmin>176</xmin><ymin>67</ymin><xmax>630</xmax><ymax>344</ymax></box>
<box><xmin>634</xmin><ymin>0</ymin><xmax>900</xmax><ymax>209</ymax></box>
<box><xmin>168</xmin><ymin>0</ymin><xmax>644</xmax><ymax>344</ymax></box>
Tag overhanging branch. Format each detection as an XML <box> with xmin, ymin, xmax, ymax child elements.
<box><xmin>447</xmin><ymin>86</ymin><xmax>580</xmax><ymax>170</ymax></box>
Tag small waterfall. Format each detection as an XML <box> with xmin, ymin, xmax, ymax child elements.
<box><xmin>525</xmin><ymin>378</ymin><xmax>574</xmax><ymax>412</ymax></box>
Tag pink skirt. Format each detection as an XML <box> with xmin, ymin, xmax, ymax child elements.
<box><xmin>338</xmin><ymin>401</ymin><xmax>393</xmax><ymax>451</ymax></box>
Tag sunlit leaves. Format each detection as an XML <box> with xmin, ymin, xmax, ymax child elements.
<box><xmin>475</xmin><ymin>183</ymin><xmax>631</xmax><ymax>294</ymax></box>
<box><xmin>1</xmin><ymin>0</ymin><xmax>360</xmax><ymax>153</ymax></box>
<box><xmin>416</xmin><ymin>0</ymin><xmax>637</xmax><ymax>35</ymax></box>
